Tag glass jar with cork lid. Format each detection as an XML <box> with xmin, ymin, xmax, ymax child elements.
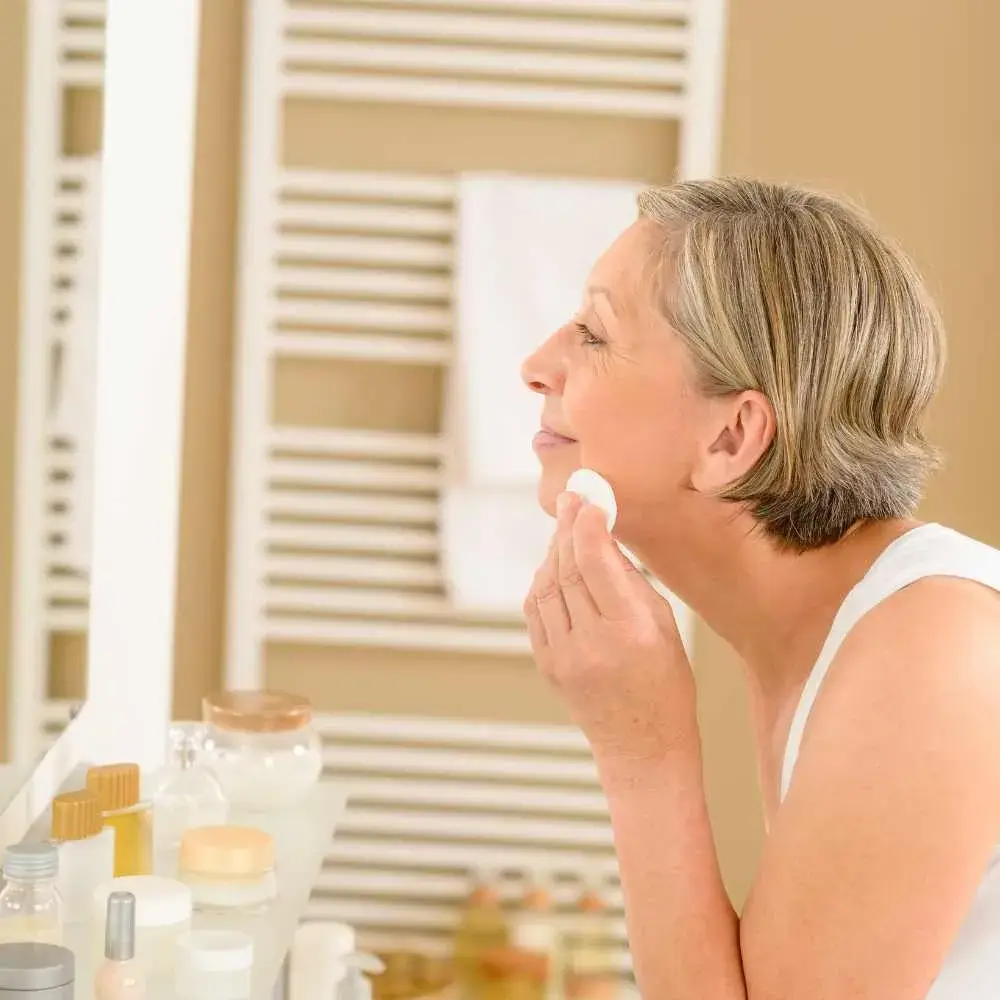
<box><xmin>86</xmin><ymin>764</ymin><xmax>153</xmax><ymax>877</ymax></box>
<box><xmin>201</xmin><ymin>691</ymin><xmax>322</xmax><ymax>811</ymax></box>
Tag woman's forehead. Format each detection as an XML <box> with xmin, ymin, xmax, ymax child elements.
<box><xmin>586</xmin><ymin>221</ymin><xmax>663</xmax><ymax>318</ymax></box>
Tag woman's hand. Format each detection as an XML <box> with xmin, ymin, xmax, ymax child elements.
<box><xmin>524</xmin><ymin>491</ymin><xmax>700</xmax><ymax>784</ymax></box>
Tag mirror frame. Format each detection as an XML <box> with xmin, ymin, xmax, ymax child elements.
<box><xmin>3</xmin><ymin>0</ymin><xmax>202</xmax><ymax>836</ymax></box>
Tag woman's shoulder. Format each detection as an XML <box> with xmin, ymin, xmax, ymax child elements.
<box><xmin>816</xmin><ymin>557</ymin><xmax>1000</xmax><ymax>777</ymax></box>
<box><xmin>847</xmin><ymin>521</ymin><xmax>1000</xmax><ymax>627</ymax></box>
<box><xmin>781</xmin><ymin>523</ymin><xmax>1000</xmax><ymax>799</ymax></box>
<box><xmin>837</xmin><ymin>519</ymin><xmax>1000</xmax><ymax>702</ymax></box>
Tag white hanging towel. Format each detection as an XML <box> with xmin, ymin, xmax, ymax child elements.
<box><xmin>443</xmin><ymin>173</ymin><xmax>640</xmax><ymax>612</ymax></box>
<box><xmin>51</xmin><ymin>159</ymin><xmax>102</xmax><ymax>575</ymax></box>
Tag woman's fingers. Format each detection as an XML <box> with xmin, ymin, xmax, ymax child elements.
<box><xmin>524</xmin><ymin>595</ymin><xmax>548</xmax><ymax>651</ymax></box>
<box><xmin>555</xmin><ymin>493</ymin><xmax>598</xmax><ymax>625</ymax></box>
<box><xmin>572</xmin><ymin>503</ymin><xmax>641</xmax><ymax>621</ymax></box>
<box><xmin>533</xmin><ymin>535</ymin><xmax>570</xmax><ymax>638</ymax></box>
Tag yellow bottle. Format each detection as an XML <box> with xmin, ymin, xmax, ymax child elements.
<box><xmin>86</xmin><ymin>763</ymin><xmax>153</xmax><ymax>877</ymax></box>
<box><xmin>454</xmin><ymin>870</ymin><xmax>509</xmax><ymax>1000</ymax></box>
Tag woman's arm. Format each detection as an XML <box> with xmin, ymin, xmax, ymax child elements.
<box><xmin>527</xmin><ymin>496</ymin><xmax>1000</xmax><ymax>1000</ymax></box>
<box><xmin>599</xmin><ymin>746</ymin><xmax>747</xmax><ymax>1000</ymax></box>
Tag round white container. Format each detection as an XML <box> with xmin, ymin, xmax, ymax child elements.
<box><xmin>92</xmin><ymin>876</ymin><xmax>192</xmax><ymax>978</ymax></box>
<box><xmin>175</xmin><ymin>930</ymin><xmax>253</xmax><ymax>999</ymax></box>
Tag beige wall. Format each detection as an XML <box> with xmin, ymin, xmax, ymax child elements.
<box><xmin>1</xmin><ymin>0</ymin><xmax>998</xmax><ymax>904</ymax></box>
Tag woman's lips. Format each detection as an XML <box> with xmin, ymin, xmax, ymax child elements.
<box><xmin>533</xmin><ymin>428</ymin><xmax>578</xmax><ymax>451</ymax></box>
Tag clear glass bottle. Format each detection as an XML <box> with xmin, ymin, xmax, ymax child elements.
<box><xmin>86</xmin><ymin>764</ymin><xmax>153</xmax><ymax>877</ymax></box>
<box><xmin>152</xmin><ymin>725</ymin><xmax>228</xmax><ymax>871</ymax></box>
<box><xmin>50</xmin><ymin>790</ymin><xmax>116</xmax><ymax>924</ymax></box>
<box><xmin>94</xmin><ymin>891</ymin><xmax>146</xmax><ymax>999</ymax></box>
<box><xmin>0</xmin><ymin>842</ymin><xmax>63</xmax><ymax>945</ymax></box>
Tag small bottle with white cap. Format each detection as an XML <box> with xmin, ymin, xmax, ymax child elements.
<box><xmin>93</xmin><ymin>891</ymin><xmax>145</xmax><ymax>999</ymax></box>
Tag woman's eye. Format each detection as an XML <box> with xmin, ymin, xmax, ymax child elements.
<box><xmin>573</xmin><ymin>322</ymin><xmax>605</xmax><ymax>347</ymax></box>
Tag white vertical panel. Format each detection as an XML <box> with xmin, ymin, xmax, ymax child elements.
<box><xmin>85</xmin><ymin>0</ymin><xmax>201</xmax><ymax>770</ymax></box>
<box><xmin>677</xmin><ymin>0</ymin><xmax>728</xmax><ymax>178</ymax></box>
<box><xmin>9</xmin><ymin>1</ymin><xmax>63</xmax><ymax>763</ymax></box>
<box><xmin>225</xmin><ymin>0</ymin><xmax>283</xmax><ymax>690</ymax></box>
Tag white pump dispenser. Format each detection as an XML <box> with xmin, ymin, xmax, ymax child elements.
<box><xmin>338</xmin><ymin>953</ymin><xmax>385</xmax><ymax>1000</ymax></box>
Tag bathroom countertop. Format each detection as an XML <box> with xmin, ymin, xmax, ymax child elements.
<box><xmin>68</xmin><ymin>781</ymin><xmax>347</xmax><ymax>999</ymax></box>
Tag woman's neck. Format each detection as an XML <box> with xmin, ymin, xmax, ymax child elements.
<box><xmin>622</xmin><ymin>505</ymin><xmax>919</xmax><ymax>701</ymax></box>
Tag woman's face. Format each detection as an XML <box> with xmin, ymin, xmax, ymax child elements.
<box><xmin>522</xmin><ymin>219</ymin><xmax>718</xmax><ymax>533</ymax></box>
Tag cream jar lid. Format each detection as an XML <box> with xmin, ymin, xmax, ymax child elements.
<box><xmin>93</xmin><ymin>876</ymin><xmax>192</xmax><ymax>928</ymax></box>
<box><xmin>203</xmin><ymin>690</ymin><xmax>312</xmax><ymax>734</ymax></box>
<box><xmin>179</xmin><ymin>826</ymin><xmax>275</xmax><ymax>878</ymax></box>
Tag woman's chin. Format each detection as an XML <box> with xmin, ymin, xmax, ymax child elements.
<box><xmin>536</xmin><ymin>464</ymin><xmax>574</xmax><ymax>518</ymax></box>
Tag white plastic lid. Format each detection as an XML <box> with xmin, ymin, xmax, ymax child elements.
<box><xmin>93</xmin><ymin>875</ymin><xmax>192</xmax><ymax>927</ymax></box>
<box><xmin>178</xmin><ymin>930</ymin><xmax>254</xmax><ymax>973</ymax></box>
<box><xmin>566</xmin><ymin>468</ymin><xmax>618</xmax><ymax>531</ymax></box>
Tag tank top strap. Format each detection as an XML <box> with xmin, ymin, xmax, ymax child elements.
<box><xmin>779</xmin><ymin>524</ymin><xmax>1000</xmax><ymax>801</ymax></box>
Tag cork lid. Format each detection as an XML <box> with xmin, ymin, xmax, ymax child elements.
<box><xmin>52</xmin><ymin>790</ymin><xmax>102</xmax><ymax>841</ymax></box>
<box><xmin>86</xmin><ymin>763</ymin><xmax>140</xmax><ymax>812</ymax></box>
<box><xmin>203</xmin><ymin>690</ymin><xmax>313</xmax><ymax>734</ymax></box>
<box><xmin>179</xmin><ymin>825</ymin><xmax>275</xmax><ymax>877</ymax></box>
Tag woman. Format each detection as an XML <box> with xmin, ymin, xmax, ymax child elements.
<box><xmin>521</xmin><ymin>178</ymin><xmax>1000</xmax><ymax>1000</ymax></box>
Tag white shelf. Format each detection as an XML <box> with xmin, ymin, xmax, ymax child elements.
<box><xmin>67</xmin><ymin>781</ymin><xmax>346</xmax><ymax>998</ymax></box>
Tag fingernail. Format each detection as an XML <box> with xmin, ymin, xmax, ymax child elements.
<box><xmin>556</xmin><ymin>492</ymin><xmax>573</xmax><ymax>515</ymax></box>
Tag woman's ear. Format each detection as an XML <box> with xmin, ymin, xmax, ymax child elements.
<box><xmin>690</xmin><ymin>390</ymin><xmax>775</xmax><ymax>493</ymax></box>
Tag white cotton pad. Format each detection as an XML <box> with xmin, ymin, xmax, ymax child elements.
<box><xmin>566</xmin><ymin>468</ymin><xmax>618</xmax><ymax>532</ymax></box>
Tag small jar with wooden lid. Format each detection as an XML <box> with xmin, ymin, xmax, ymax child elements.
<box><xmin>178</xmin><ymin>825</ymin><xmax>277</xmax><ymax>913</ymax></box>
<box><xmin>201</xmin><ymin>691</ymin><xmax>322</xmax><ymax>811</ymax></box>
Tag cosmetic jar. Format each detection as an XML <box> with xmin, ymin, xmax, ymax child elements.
<box><xmin>178</xmin><ymin>826</ymin><xmax>276</xmax><ymax>912</ymax></box>
<box><xmin>0</xmin><ymin>943</ymin><xmax>74</xmax><ymax>999</ymax></box>
<box><xmin>202</xmin><ymin>690</ymin><xmax>322</xmax><ymax>810</ymax></box>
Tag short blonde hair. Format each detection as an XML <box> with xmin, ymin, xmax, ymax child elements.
<box><xmin>637</xmin><ymin>178</ymin><xmax>945</xmax><ymax>550</ymax></box>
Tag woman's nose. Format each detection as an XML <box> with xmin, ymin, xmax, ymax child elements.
<box><xmin>521</xmin><ymin>335</ymin><xmax>565</xmax><ymax>395</ymax></box>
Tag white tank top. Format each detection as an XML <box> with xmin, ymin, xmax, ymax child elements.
<box><xmin>780</xmin><ymin>523</ymin><xmax>1000</xmax><ymax>998</ymax></box>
